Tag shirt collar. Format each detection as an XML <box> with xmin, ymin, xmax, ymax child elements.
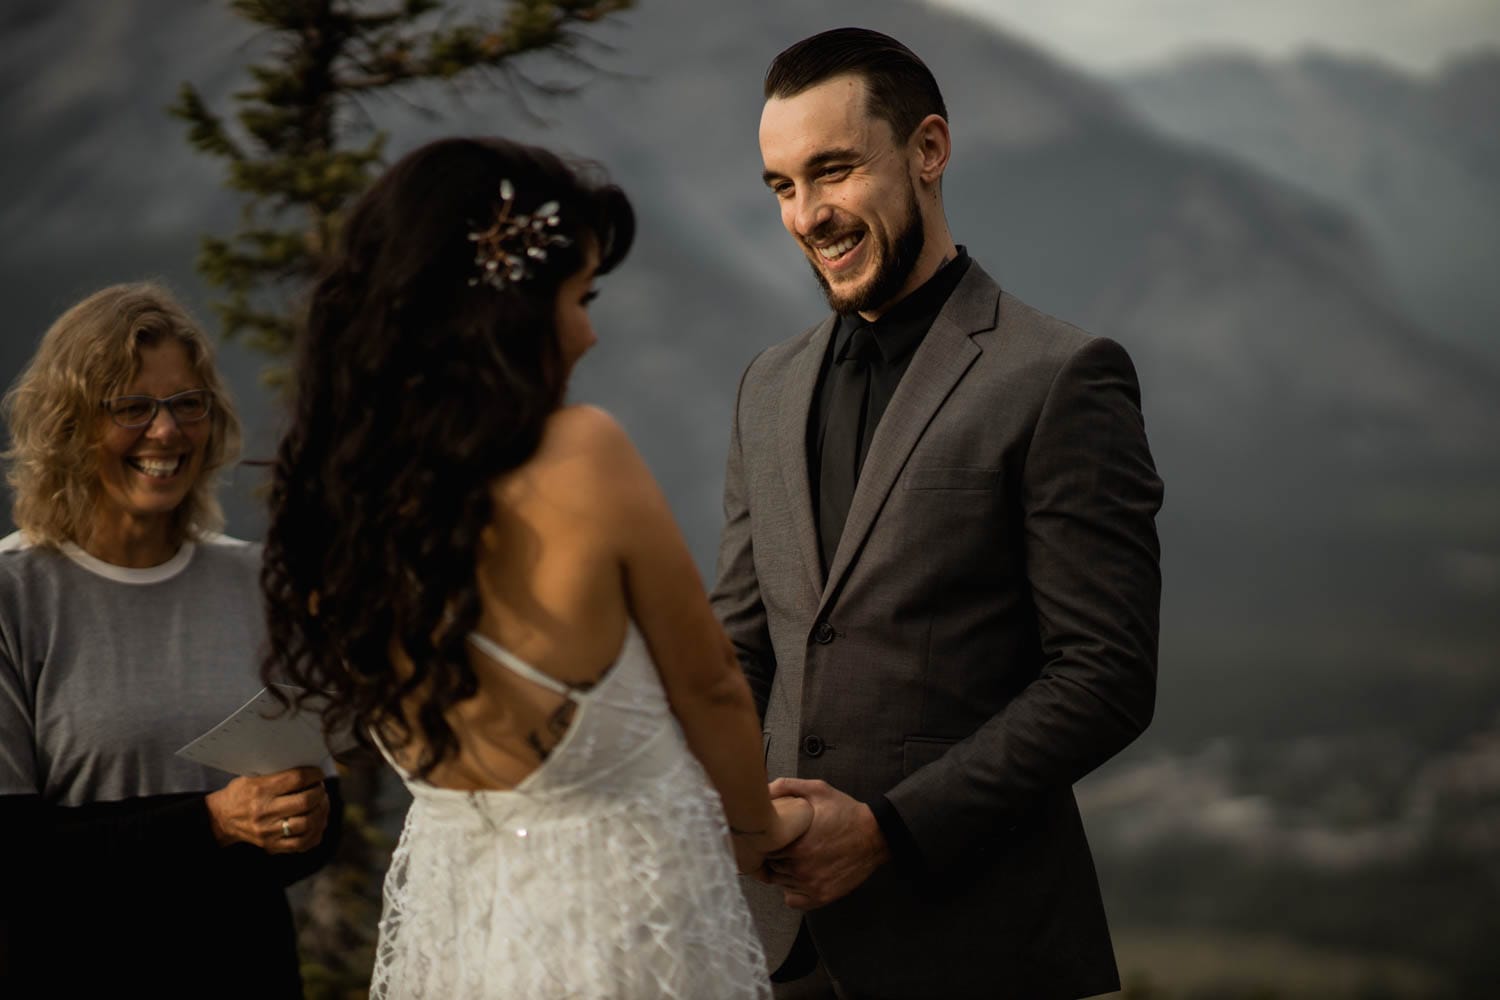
<box><xmin>838</xmin><ymin>246</ymin><xmax>971</xmax><ymax>366</ymax></box>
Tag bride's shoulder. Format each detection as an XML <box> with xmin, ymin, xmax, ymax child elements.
<box><xmin>537</xmin><ymin>405</ymin><xmax>638</xmax><ymax>469</ymax></box>
<box><xmin>518</xmin><ymin>405</ymin><xmax>654</xmax><ymax>496</ymax></box>
<box><xmin>541</xmin><ymin>403</ymin><xmax>631</xmax><ymax>452</ymax></box>
<box><xmin>503</xmin><ymin>406</ymin><xmax>675</xmax><ymax>552</ymax></box>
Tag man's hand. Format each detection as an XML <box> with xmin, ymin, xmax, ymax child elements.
<box><xmin>756</xmin><ymin>777</ymin><xmax>892</xmax><ymax>910</ymax></box>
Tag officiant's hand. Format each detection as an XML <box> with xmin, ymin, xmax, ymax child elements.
<box><xmin>757</xmin><ymin>777</ymin><xmax>891</xmax><ymax>910</ymax></box>
<box><xmin>206</xmin><ymin>766</ymin><xmax>331</xmax><ymax>853</ymax></box>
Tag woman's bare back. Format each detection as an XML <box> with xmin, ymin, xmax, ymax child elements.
<box><xmin>387</xmin><ymin>405</ymin><xmax>633</xmax><ymax>790</ymax></box>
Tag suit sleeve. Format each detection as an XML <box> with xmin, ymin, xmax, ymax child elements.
<box><xmin>710</xmin><ymin>353</ymin><xmax>777</xmax><ymax>719</ymax></box>
<box><xmin>885</xmin><ymin>336</ymin><xmax>1163</xmax><ymax>869</ymax></box>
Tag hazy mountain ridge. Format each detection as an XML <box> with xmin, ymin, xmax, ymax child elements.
<box><xmin>1117</xmin><ymin>47</ymin><xmax>1500</xmax><ymax>362</ymax></box>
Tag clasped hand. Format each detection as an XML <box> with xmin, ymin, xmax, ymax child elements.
<box><xmin>734</xmin><ymin>794</ymin><xmax>812</xmax><ymax>876</ymax></box>
<box><xmin>752</xmin><ymin>777</ymin><xmax>892</xmax><ymax>911</ymax></box>
<box><xmin>205</xmin><ymin>765</ymin><xmax>331</xmax><ymax>854</ymax></box>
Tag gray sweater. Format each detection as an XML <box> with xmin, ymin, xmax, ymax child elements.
<box><xmin>0</xmin><ymin>534</ymin><xmax>339</xmax><ymax>996</ymax></box>
<box><xmin>0</xmin><ymin>534</ymin><xmax>268</xmax><ymax>803</ymax></box>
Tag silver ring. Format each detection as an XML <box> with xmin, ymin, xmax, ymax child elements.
<box><xmin>281</xmin><ymin>818</ymin><xmax>292</xmax><ymax>838</ymax></box>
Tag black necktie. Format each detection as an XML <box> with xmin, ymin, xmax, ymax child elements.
<box><xmin>818</xmin><ymin>323</ymin><xmax>878</xmax><ymax>574</ymax></box>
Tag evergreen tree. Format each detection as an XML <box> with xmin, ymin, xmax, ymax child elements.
<box><xmin>172</xmin><ymin>0</ymin><xmax>631</xmax><ymax>370</ymax></box>
<box><xmin>173</xmin><ymin>3</ymin><xmax>630</xmax><ymax>993</ymax></box>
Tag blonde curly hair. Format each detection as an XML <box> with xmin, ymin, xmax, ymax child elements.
<box><xmin>2</xmin><ymin>282</ymin><xmax>242</xmax><ymax>549</ymax></box>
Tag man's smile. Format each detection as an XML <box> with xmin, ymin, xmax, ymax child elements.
<box><xmin>810</xmin><ymin>230</ymin><xmax>867</xmax><ymax>273</ymax></box>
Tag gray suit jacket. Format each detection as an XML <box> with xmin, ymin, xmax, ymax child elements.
<box><xmin>711</xmin><ymin>262</ymin><xmax>1163</xmax><ymax>999</ymax></box>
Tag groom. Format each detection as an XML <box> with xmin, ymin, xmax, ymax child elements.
<box><xmin>711</xmin><ymin>27</ymin><xmax>1164</xmax><ymax>999</ymax></box>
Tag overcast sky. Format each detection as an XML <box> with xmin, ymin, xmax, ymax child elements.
<box><xmin>927</xmin><ymin>0</ymin><xmax>1500</xmax><ymax>74</ymax></box>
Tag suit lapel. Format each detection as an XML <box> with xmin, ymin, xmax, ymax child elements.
<box><xmin>818</xmin><ymin>266</ymin><xmax>1001</xmax><ymax>612</ymax></box>
<box><xmin>777</xmin><ymin>315</ymin><xmax>837</xmax><ymax>598</ymax></box>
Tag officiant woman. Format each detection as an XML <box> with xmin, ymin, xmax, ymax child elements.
<box><xmin>0</xmin><ymin>283</ymin><xmax>340</xmax><ymax>996</ymax></box>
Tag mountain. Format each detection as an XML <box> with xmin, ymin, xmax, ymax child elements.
<box><xmin>5</xmin><ymin>0</ymin><xmax>1498</xmax><ymax>812</ymax></box>
<box><xmin>4</xmin><ymin>1</ymin><xmax>1499</xmax><ymax>992</ymax></box>
<box><xmin>384</xmin><ymin>1</ymin><xmax>1500</xmax><ymax>748</ymax></box>
<box><xmin>1117</xmin><ymin>48</ymin><xmax>1500</xmax><ymax>363</ymax></box>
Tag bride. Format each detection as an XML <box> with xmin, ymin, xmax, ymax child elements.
<box><xmin>261</xmin><ymin>137</ymin><xmax>808</xmax><ymax>997</ymax></box>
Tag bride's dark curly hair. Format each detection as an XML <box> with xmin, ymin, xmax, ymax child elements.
<box><xmin>262</xmin><ymin>137</ymin><xmax>633</xmax><ymax>777</ymax></box>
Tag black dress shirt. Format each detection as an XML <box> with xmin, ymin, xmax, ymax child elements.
<box><xmin>809</xmin><ymin>247</ymin><xmax>972</xmax><ymax>540</ymax></box>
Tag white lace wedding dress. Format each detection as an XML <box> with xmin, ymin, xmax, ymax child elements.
<box><xmin>369</xmin><ymin>621</ymin><xmax>771</xmax><ymax>999</ymax></box>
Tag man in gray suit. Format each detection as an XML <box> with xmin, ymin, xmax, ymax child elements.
<box><xmin>710</xmin><ymin>27</ymin><xmax>1164</xmax><ymax>1000</ymax></box>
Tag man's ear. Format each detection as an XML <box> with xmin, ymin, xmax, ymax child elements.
<box><xmin>911</xmin><ymin>114</ymin><xmax>951</xmax><ymax>186</ymax></box>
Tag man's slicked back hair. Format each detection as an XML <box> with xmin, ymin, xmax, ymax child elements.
<box><xmin>764</xmin><ymin>27</ymin><xmax>948</xmax><ymax>145</ymax></box>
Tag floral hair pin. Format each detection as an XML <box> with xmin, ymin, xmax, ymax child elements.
<box><xmin>467</xmin><ymin>178</ymin><xmax>571</xmax><ymax>290</ymax></box>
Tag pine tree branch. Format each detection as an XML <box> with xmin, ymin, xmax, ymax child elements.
<box><xmin>168</xmin><ymin>83</ymin><xmax>246</xmax><ymax>161</ymax></box>
<box><xmin>336</xmin><ymin>0</ymin><xmax>629</xmax><ymax>92</ymax></box>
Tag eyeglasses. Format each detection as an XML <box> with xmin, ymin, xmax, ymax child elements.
<box><xmin>101</xmin><ymin>389</ymin><xmax>214</xmax><ymax>429</ymax></box>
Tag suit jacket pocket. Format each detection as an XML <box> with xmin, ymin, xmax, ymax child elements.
<box><xmin>902</xmin><ymin>735</ymin><xmax>959</xmax><ymax>776</ymax></box>
<box><xmin>905</xmin><ymin>466</ymin><xmax>997</xmax><ymax>491</ymax></box>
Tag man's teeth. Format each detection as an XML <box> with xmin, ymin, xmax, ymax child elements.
<box><xmin>130</xmin><ymin>456</ymin><xmax>183</xmax><ymax>478</ymax></box>
<box><xmin>817</xmin><ymin>235</ymin><xmax>861</xmax><ymax>260</ymax></box>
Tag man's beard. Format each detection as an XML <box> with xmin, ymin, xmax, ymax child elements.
<box><xmin>807</xmin><ymin>182</ymin><xmax>926</xmax><ymax>315</ymax></box>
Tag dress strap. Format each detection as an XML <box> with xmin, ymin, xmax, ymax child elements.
<box><xmin>367</xmin><ymin>725</ymin><xmax>413</xmax><ymax>780</ymax></box>
<box><xmin>467</xmin><ymin>631</ymin><xmax>576</xmax><ymax>700</ymax></box>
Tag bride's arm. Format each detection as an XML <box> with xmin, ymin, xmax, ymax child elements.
<box><xmin>573</xmin><ymin>407</ymin><xmax>808</xmax><ymax>864</ymax></box>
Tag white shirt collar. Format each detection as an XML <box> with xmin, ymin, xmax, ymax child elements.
<box><xmin>59</xmin><ymin>540</ymin><xmax>197</xmax><ymax>584</ymax></box>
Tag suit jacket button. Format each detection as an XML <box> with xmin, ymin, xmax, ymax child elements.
<box><xmin>813</xmin><ymin>621</ymin><xmax>835</xmax><ymax>644</ymax></box>
<box><xmin>802</xmin><ymin>734</ymin><xmax>825</xmax><ymax>757</ymax></box>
